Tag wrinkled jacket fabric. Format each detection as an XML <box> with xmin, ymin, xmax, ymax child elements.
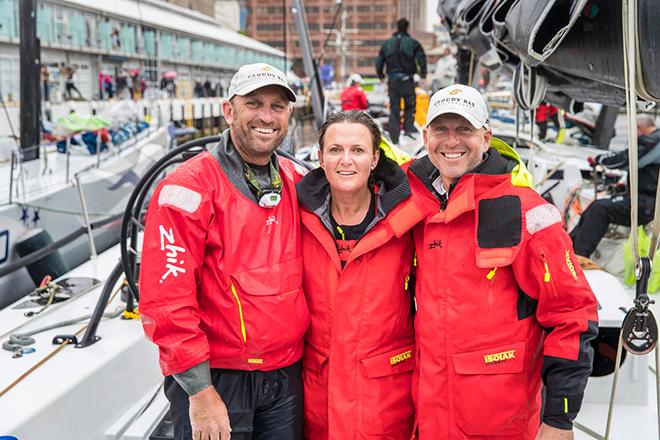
<box><xmin>297</xmin><ymin>157</ymin><xmax>426</xmax><ymax>439</ymax></box>
<box><xmin>407</xmin><ymin>142</ymin><xmax>598</xmax><ymax>439</ymax></box>
<box><xmin>140</xmin><ymin>133</ymin><xmax>310</xmax><ymax>376</ymax></box>
<box><xmin>341</xmin><ymin>85</ymin><xmax>368</xmax><ymax>111</ymax></box>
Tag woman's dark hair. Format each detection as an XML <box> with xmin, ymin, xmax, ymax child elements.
<box><xmin>317</xmin><ymin>110</ymin><xmax>381</xmax><ymax>156</ymax></box>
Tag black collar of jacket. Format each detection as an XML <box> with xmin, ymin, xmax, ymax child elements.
<box><xmin>409</xmin><ymin>147</ymin><xmax>517</xmax><ymax>196</ymax></box>
<box><xmin>211</xmin><ymin>129</ymin><xmax>280</xmax><ymax>202</ymax></box>
<box><xmin>297</xmin><ymin>155</ymin><xmax>411</xmax><ymax>219</ymax></box>
<box><xmin>640</xmin><ymin>128</ymin><xmax>660</xmax><ymax>148</ymax></box>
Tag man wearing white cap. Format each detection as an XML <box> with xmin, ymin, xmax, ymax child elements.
<box><xmin>140</xmin><ymin>63</ymin><xmax>310</xmax><ymax>440</ymax></box>
<box><xmin>340</xmin><ymin>73</ymin><xmax>368</xmax><ymax>111</ymax></box>
<box><xmin>406</xmin><ymin>85</ymin><xmax>598</xmax><ymax>439</ymax></box>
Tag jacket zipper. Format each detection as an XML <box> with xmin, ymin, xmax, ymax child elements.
<box><xmin>486</xmin><ymin>267</ymin><xmax>497</xmax><ymax>311</ymax></box>
<box><xmin>541</xmin><ymin>253</ymin><xmax>551</xmax><ymax>283</ymax></box>
<box><xmin>539</xmin><ymin>249</ymin><xmax>558</xmax><ymax>296</ymax></box>
<box><xmin>230</xmin><ymin>282</ymin><xmax>247</xmax><ymax>345</ymax></box>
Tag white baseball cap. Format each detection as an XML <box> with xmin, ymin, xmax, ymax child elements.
<box><xmin>227</xmin><ymin>63</ymin><xmax>296</xmax><ymax>102</ymax></box>
<box><xmin>424</xmin><ymin>84</ymin><xmax>490</xmax><ymax>129</ymax></box>
<box><xmin>348</xmin><ymin>73</ymin><xmax>363</xmax><ymax>85</ymax></box>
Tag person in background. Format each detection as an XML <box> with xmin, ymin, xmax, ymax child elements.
<box><xmin>430</xmin><ymin>47</ymin><xmax>456</xmax><ymax>94</ymax></box>
<box><xmin>407</xmin><ymin>84</ymin><xmax>598</xmax><ymax>439</ymax></box>
<box><xmin>104</xmin><ymin>76</ymin><xmax>114</xmax><ymax>99</ymax></box>
<box><xmin>139</xmin><ymin>62</ymin><xmax>310</xmax><ymax>440</ymax></box>
<box><xmin>41</xmin><ymin>66</ymin><xmax>50</xmax><ymax>102</ymax></box>
<box><xmin>194</xmin><ymin>80</ymin><xmax>205</xmax><ymax>98</ymax></box>
<box><xmin>376</xmin><ymin>17</ymin><xmax>427</xmax><ymax>145</ymax></box>
<box><xmin>340</xmin><ymin>73</ymin><xmax>368</xmax><ymax>111</ymax></box>
<box><xmin>63</xmin><ymin>65</ymin><xmax>84</xmax><ymax>100</ymax></box>
<box><xmin>570</xmin><ymin>114</ymin><xmax>660</xmax><ymax>268</ymax></box>
<box><xmin>115</xmin><ymin>70</ymin><xmax>128</xmax><ymax>99</ymax></box>
<box><xmin>535</xmin><ymin>101</ymin><xmax>561</xmax><ymax>141</ymax></box>
<box><xmin>298</xmin><ymin>110</ymin><xmax>422</xmax><ymax>439</ymax></box>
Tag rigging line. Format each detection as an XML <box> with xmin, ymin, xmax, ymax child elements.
<box><xmin>0</xmin><ymin>91</ymin><xmax>20</xmax><ymax>149</ymax></box>
<box><xmin>0</xmin><ymin>282</ymin><xmax>124</xmax><ymax>399</ymax></box>
<box><xmin>622</xmin><ymin>0</ymin><xmax>640</xmax><ymax>267</ymax></box>
<box><xmin>15</xmin><ymin>202</ymin><xmax>120</xmax><ymax>217</ymax></box>
<box><xmin>318</xmin><ymin>1</ymin><xmax>344</xmax><ymax>64</ymax></box>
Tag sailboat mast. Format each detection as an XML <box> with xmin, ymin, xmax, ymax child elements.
<box><xmin>19</xmin><ymin>0</ymin><xmax>40</xmax><ymax>161</ymax></box>
<box><xmin>291</xmin><ymin>0</ymin><xmax>325</xmax><ymax>131</ymax></box>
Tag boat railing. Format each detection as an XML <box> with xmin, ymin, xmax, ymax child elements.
<box><xmin>5</xmin><ymin>121</ymin><xmax>160</xmax><ymax>205</ymax></box>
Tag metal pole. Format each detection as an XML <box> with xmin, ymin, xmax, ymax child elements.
<box><xmin>8</xmin><ymin>151</ymin><xmax>14</xmax><ymax>204</ymax></box>
<box><xmin>65</xmin><ymin>137</ymin><xmax>71</xmax><ymax>183</ymax></box>
<box><xmin>96</xmin><ymin>130</ymin><xmax>101</xmax><ymax>167</ymax></box>
<box><xmin>282</xmin><ymin>0</ymin><xmax>287</xmax><ymax>72</ymax></box>
<box><xmin>604</xmin><ymin>328</ymin><xmax>625</xmax><ymax>439</ymax></box>
<box><xmin>19</xmin><ymin>0</ymin><xmax>40</xmax><ymax>161</ymax></box>
<box><xmin>656</xmin><ymin>344</ymin><xmax>660</xmax><ymax>440</ymax></box>
<box><xmin>74</xmin><ymin>174</ymin><xmax>97</xmax><ymax>259</ymax></box>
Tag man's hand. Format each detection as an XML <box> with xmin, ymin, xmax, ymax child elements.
<box><xmin>189</xmin><ymin>385</ymin><xmax>231</xmax><ymax>440</ymax></box>
<box><xmin>535</xmin><ymin>423</ymin><xmax>574</xmax><ymax>440</ymax></box>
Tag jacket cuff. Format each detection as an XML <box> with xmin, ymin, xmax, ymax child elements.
<box><xmin>172</xmin><ymin>360</ymin><xmax>212</xmax><ymax>396</ymax></box>
<box><xmin>542</xmin><ymin>393</ymin><xmax>583</xmax><ymax>430</ymax></box>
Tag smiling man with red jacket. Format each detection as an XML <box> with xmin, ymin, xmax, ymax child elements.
<box><xmin>139</xmin><ymin>63</ymin><xmax>310</xmax><ymax>440</ymax></box>
<box><xmin>407</xmin><ymin>85</ymin><xmax>598</xmax><ymax>439</ymax></box>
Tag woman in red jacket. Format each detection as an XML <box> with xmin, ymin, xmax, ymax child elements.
<box><xmin>296</xmin><ymin>110</ymin><xmax>424</xmax><ymax>439</ymax></box>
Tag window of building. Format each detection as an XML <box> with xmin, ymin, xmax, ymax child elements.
<box><xmin>192</xmin><ymin>39</ymin><xmax>203</xmax><ymax>62</ymax></box>
<box><xmin>160</xmin><ymin>33</ymin><xmax>173</xmax><ymax>59</ymax></box>
<box><xmin>68</xmin><ymin>12</ymin><xmax>86</xmax><ymax>47</ymax></box>
<box><xmin>177</xmin><ymin>36</ymin><xmax>190</xmax><ymax>60</ymax></box>
<box><xmin>37</xmin><ymin>4</ymin><xmax>54</xmax><ymax>44</ymax></box>
<box><xmin>0</xmin><ymin>0</ymin><xmax>18</xmax><ymax>39</ymax></box>
<box><xmin>204</xmin><ymin>42</ymin><xmax>215</xmax><ymax>64</ymax></box>
<box><xmin>53</xmin><ymin>6</ymin><xmax>66</xmax><ymax>45</ymax></box>
<box><xmin>97</xmin><ymin>18</ymin><xmax>112</xmax><ymax>51</ymax></box>
<box><xmin>143</xmin><ymin>29</ymin><xmax>156</xmax><ymax>57</ymax></box>
<box><xmin>356</xmin><ymin>5</ymin><xmax>370</xmax><ymax>12</ymax></box>
<box><xmin>256</xmin><ymin>23</ymin><xmax>282</xmax><ymax>32</ymax></box>
<box><xmin>120</xmin><ymin>24</ymin><xmax>136</xmax><ymax>54</ymax></box>
<box><xmin>0</xmin><ymin>54</ymin><xmax>19</xmax><ymax>102</ymax></box>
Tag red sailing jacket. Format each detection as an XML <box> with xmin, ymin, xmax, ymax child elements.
<box><xmin>406</xmin><ymin>144</ymin><xmax>598</xmax><ymax>439</ymax></box>
<box><xmin>139</xmin><ymin>140</ymin><xmax>310</xmax><ymax>376</ymax></box>
<box><xmin>341</xmin><ymin>85</ymin><xmax>369</xmax><ymax>111</ymax></box>
<box><xmin>297</xmin><ymin>160</ymin><xmax>426</xmax><ymax>439</ymax></box>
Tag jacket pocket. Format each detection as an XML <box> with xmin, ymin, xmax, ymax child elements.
<box><xmin>451</xmin><ymin>342</ymin><xmax>528</xmax><ymax>436</ymax></box>
<box><xmin>361</xmin><ymin>344</ymin><xmax>416</xmax><ymax>378</ymax></box>
<box><xmin>359</xmin><ymin>344</ymin><xmax>415</xmax><ymax>437</ymax></box>
<box><xmin>229</xmin><ymin>257</ymin><xmax>310</xmax><ymax>354</ymax></box>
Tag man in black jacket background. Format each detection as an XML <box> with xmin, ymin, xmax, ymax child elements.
<box><xmin>376</xmin><ymin>18</ymin><xmax>427</xmax><ymax>145</ymax></box>
<box><xmin>571</xmin><ymin>115</ymin><xmax>660</xmax><ymax>265</ymax></box>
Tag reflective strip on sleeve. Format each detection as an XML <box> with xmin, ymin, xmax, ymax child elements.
<box><xmin>158</xmin><ymin>184</ymin><xmax>202</xmax><ymax>213</ymax></box>
<box><xmin>525</xmin><ymin>204</ymin><xmax>562</xmax><ymax>235</ymax></box>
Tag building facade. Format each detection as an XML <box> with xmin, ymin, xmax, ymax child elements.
<box><xmin>0</xmin><ymin>0</ymin><xmax>284</xmax><ymax>103</ymax></box>
<box><xmin>398</xmin><ymin>0</ymin><xmax>426</xmax><ymax>33</ymax></box>
<box><xmin>245</xmin><ymin>0</ymin><xmax>399</xmax><ymax>81</ymax></box>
